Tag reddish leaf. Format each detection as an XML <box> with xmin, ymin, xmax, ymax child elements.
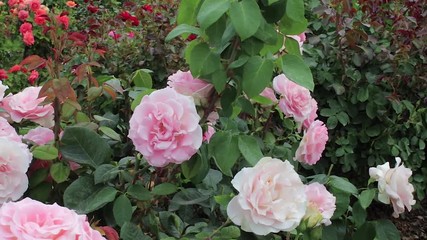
<box><xmin>20</xmin><ymin>55</ymin><xmax>46</xmax><ymax>71</ymax></box>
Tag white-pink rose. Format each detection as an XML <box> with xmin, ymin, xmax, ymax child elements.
<box><xmin>0</xmin><ymin>198</ymin><xmax>105</xmax><ymax>239</ymax></box>
<box><xmin>0</xmin><ymin>137</ymin><xmax>32</xmax><ymax>204</ymax></box>
<box><xmin>0</xmin><ymin>81</ymin><xmax>8</xmax><ymax>101</ymax></box>
<box><xmin>227</xmin><ymin>157</ymin><xmax>307</xmax><ymax>235</ymax></box>
<box><xmin>302</xmin><ymin>99</ymin><xmax>318</xmax><ymax>130</ymax></box>
<box><xmin>0</xmin><ymin>86</ymin><xmax>54</xmax><ymax>127</ymax></box>
<box><xmin>0</xmin><ymin>117</ymin><xmax>21</xmax><ymax>142</ymax></box>
<box><xmin>128</xmin><ymin>87</ymin><xmax>203</xmax><ymax>167</ymax></box>
<box><xmin>167</xmin><ymin>70</ymin><xmax>214</xmax><ymax>106</ymax></box>
<box><xmin>304</xmin><ymin>182</ymin><xmax>336</xmax><ymax>227</ymax></box>
<box><xmin>369</xmin><ymin>157</ymin><xmax>416</xmax><ymax>218</ymax></box>
<box><xmin>295</xmin><ymin>120</ymin><xmax>328</xmax><ymax>165</ymax></box>
<box><xmin>273</xmin><ymin>74</ymin><xmax>314</xmax><ymax>124</ymax></box>
<box><xmin>23</xmin><ymin>126</ymin><xmax>54</xmax><ymax>145</ymax></box>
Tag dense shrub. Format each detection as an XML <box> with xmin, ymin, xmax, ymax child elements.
<box><xmin>305</xmin><ymin>0</ymin><xmax>427</xmax><ymax>199</ymax></box>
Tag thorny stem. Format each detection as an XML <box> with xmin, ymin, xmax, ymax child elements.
<box><xmin>53</xmin><ymin>97</ymin><xmax>61</xmax><ymax>150</ymax></box>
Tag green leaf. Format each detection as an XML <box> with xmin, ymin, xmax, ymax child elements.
<box><xmin>127</xmin><ymin>184</ymin><xmax>152</xmax><ymax>201</ymax></box>
<box><xmin>211</xmin><ymin>67</ymin><xmax>228</xmax><ymax>93</ymax></box>
<box><xmin>166</xmin><ymin>24</ymin><xmax>201</xmax><ymax>41</ymax></box>
<box><xmin>60</xmin><ymin>126</ymin><xmax>112</xmax><ymax>168</ymax></box>
<box><xmin>219</xmin><ymin>226</ymin><xmax>241</xmax><ymax>238</ymax></box>
<box><xmin>113</xmin><ymin>194</ymin><xmax>133</xmax><ymax>227</ymax></box>
<box><xmin>284</xmin><ymin>37</ymin><xmax>302</xmax><ymax>57</ymax></box>
<box><xmin>327</xmin><ymin>115</ymin><xmax>338</xmax><ymax>129</ymax></box>
<box><xmin>229</xmin><ymin>0</ymin><xmax>262</xmax><ymax>40</ymax></box>
<box><xmin>357</xmin><ymin>87</ymin><xmax>369</xmax><ymax>102</ymax></box>
<box><xmin>120</xmin><ymin>222</ymin><xmax>151</xmax><ymax>240</ymax></box>
<box><xmin>374</xmin><ymin>219</ymin><xmax>401</xmax><ymax>240</ymax></box>
<box><xmin>238</xmin><ymin>135</ymin><xmax>263</xmax><ymax>166</ymax></box>
<box><xmin>331</xmin><ymin>191</ymin><xmax>350</xmax><ymax>219</ymax></box>
<box><xmin>63</xmin><ymin>176</ymin><xmax>117</xmax><ymax>214</ymax></box>
<box><xmin>359</xmin><ymin>189</ymin><xmax>376</xmax><ymax>209</ymax></box>
<box><xmin>99</xmin><ymin>126</ymin><xmax>121</xmax><ymax>141</ymax></box>
<box><xmin>279</xmin><ymin>0</ymin><xmax>308</xmax><ymax>34</ymax></box>
<box><xmin>353</xmin><ymin>222</ymin><xmax>376</xmax><ymax>240</ymax></box>
<box><xmin>366</xmin><ymin>125</ymin><xmax>381</xmax><ymax>137</ymax></box>
<box><xmin>170</xmin><ymin>188</ymin><xmax>210</xmax><ymax>207</ymax></box>
<box><xmin>208</xmin><ymin>131</ymin><xmax>240</xmax><ymax>176</ymax></box>
<box><xmin>279</xmin><ymin>54</ymin><xmax>314</xmax><ymax>91</ymax></box>
<box><xmin>197</xmin><ymin>0</ymin><xmax>230</xmax><ymax>29</ymax></box>
<box><xmin>242</xmin><ymin>56</ymin><xmax>274</xmax><ymax>98</ymax></box>
<box><xmin>131</xmin><ymin>89</ymin><xmax>155</xmax><ymax>111</ymax></box>
<box><xmin>151</xmin><ymin>183</ymin><xmax>178</xmax><ymax>195</ymax></box>
<box><xmin>229</xmin><ymin>55</ymin><xmax>250</xmax><ymax>69</ymax></box>
<box><xmin>131</xmin><ymin>69</ymin><xmax>152</xmax><ymax>88</ymax></box>
<box><xmin>336</xmin><ymin>112</ymin><xmax>349</xmax><ymax>126</ymax></box>
<box><xmin>352</xmin><ymin>201</ymin><xmax>367</xmax><ymax>227</ymax></box>
<box><xmin>159</xmin><ymin>212</ymin><xmax>185</xmax><ymax>238</ymax></box>
<box><xmin>177</xmin><ymin>0</ymin><xmax>201</xmax><ymax>25</ymax></box>
<box><xmin>94</xmin><ymin>164</ymin><xmax>119</xmax><ymax>184</ymax></box>
<box><xmin>29</xmin><ymin>168</ymin><xmax>49</xmax><ymax>189</ymax></box>
<box><xmin>181</xmin><ymin>153</ymin><xmax>210</xmax><ymax>183</ymax></box>
<box><xmin>214</xmin><ymin>194</ymin><xmax>233</xmax><ymax>206</ymax></box>
<box><xmin>328</xmin><ymin>176</ymin><xmax>358</xmax><ymax>194</ymax></box>
<box><xmin>50</xmin><ymin>162</ymin><xmax>70</xmax><ymax>183</ymax></box>
<box><xmin>189</xmin><ymin>42</ymin><xmax>221</xmax><ymax>78</ymax></box>
<box><xmin>254</xmin><ymin>19</ymin><xmax>279</xmax><ymax>45</ymax></box>
<box><xmin>32</xmin><ymin>144</ymin><xmax>58</xmax><ymax>161</ymax></box>
<box><xmin>323</xmin><ymin>222</ymin><xmax>347</xmax><ymax>240</ymax></box>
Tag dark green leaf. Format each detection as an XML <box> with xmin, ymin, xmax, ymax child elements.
<box><xmin>151</xmin><ymin>183</ymin><xmax>178</xmax><ymax>195</ymax></box>
<box><xmin>113</xmin><ymin>195</ymin><xmax>133</xmax><ymax>227</ymax></box>
<box><xmin>166</xmin><ymin>24</ymin><xmax>201</xmax><ymax>42</ymax></box>
<box><xmin>132</xmin><ymin>69</ymin><xmax>152</xmax><ymax>88</ymax></box>
<box><xmin>94</xmin><ymin>164</ymin><xmax>118</xmax><ymax>184</ymax></box>
<box><xmin>120</xmin><ymin>222</ymin><xmax>151</xmax><ymax>240</ymax></box>
<box><xmin>189</xmin><ymin>42</ymin><xmax>221</xmax><ymax>78</ymax></box>
<box><xmin>127</xmin><ymin>184</ymin><xmax>152</xmax><ymax>201</ymax></box>
<box><xmin>60</xmin><ymin>126</ymin><xmax>112</xmax><ymax>168</ymax></box>
<box><xmin>197</xmin><ymin>0</ymin><xmax>230</xmax><ymax>29</ymax></box>
<box><xmin>359</xmin><ymin>189</ymin><xmax>376</xmax><ymax>209</ymax></box>
<box><xmin>63</xmin><ymin>176</ymin><xmax>117</xmax><ymax>214</ymax></box>
<box><xmin>242</xmin><ymin>56</ymin><xmax>274</xmax><ymax>98</ymax></box>
<box><xmin>374</xmin><ymin>219</ymin><xmax>401</xmax><ymax>240</ymax></box>
<box><xmin>279</xmin><ymin>54</ymin><xmax>314</xmax><ymax>91</ymax></box>
<box><xmin>238</xmin><ymin>135</ymin><xmax>263</xmax><ymax>166</ymax></box>
<box><xmin>181</xmin><ymin>154</ymin><xmax>210</xmax><ymax>183</ymax></box>
<box><xmin>229</xmin><ymin>0</ymin><xmax>262</xmax><ymax>40</ymax></box>
<box><xmin>329</xmin><ymin>176</ymin><xmax>358</xmax><ymax>194</ymax></box>
<box><xmin>159</xmin><ymin>212</ymin><xmax>185</xmax><ymax>238</ymax></box>
<box><xmin>208</xmin><ymin>131</ymin><xmax>240</xmax><ymax>176</ymax></box>
<box><xmin>353</xmin><ymin>201</ymin><xmax>367</xmax><ymax>227</ymax></box>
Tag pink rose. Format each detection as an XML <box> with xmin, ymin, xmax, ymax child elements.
<box><xmin>0</xmin><ymin>81</ymin><xmax>8</xmax><ymax>102</ymax></box>
<box><xmin>369</xmin><ymin>157</ymin><xmax>416</xmax><ymax>218</ymax></box>
<box><xmin>0</xmin><ymin>137</ymin><xmax>32</xmax><ymax>203</ymax></box>
<box><xmin>23</xmin><ymin>126</ymin><xmax>54</xmax><ymax>145</ymax></box>
<box><xmin>203</xmin><ymin>125</ymin><xmax>215</xmax><ymax>143</ymax></box>
<box><xmin>128</xmin><ymin>87</ymin><xmax>203</xmax><ymax>167</ymax></box>
<box><xmin>18</xmin><ymin>10</ymin><xmax>29</xmax><ymax>21</ymax></box>
<box><xmin>295</xmin><ymin>120</ymin><xmax>328</xmax><ymax>165</ymax></box>
<box><xmin>0</xmin><ymin>117</ymin><xmax>21</xmax><ymax>142</ymax></box>
<box><xmin>167</xmin><ymin>70</ymin><xmax>214</xmax><ymax>106</ymax></box>
<box><xmin>22</xmin><ymin>31</ymin><xmax>35</xmax><ymax>46</ymax></box>
<box><xmin>0</xmin><ymin>198</ymin><xmax>105</xmax><ymax>239</ymax></box>
<box><xmin>227</xmin><ymin>157</ymin><xmax>307</xmax><ymax>235</ymax></box>
<box><xmin>259</xmin><ymin>87</ymin><xmax>278</xmax><ymax>104</ymax></box>
<box><xmin>0</xmin><ymin>86</ymin><xmax>54</xmax><ymax>127</ymax></box>
<box><xmin>302</xmin><ymin>99</ymin><xmax>318</xmax><ymax>130</ymax></box>
<box><xmin>273</xmin><ymin>74</ymin><xmax>314</xmax><ymax>124</ymax></box>
<box><xmin>304</xmin><ymin>182</ymin><xmax>336</xmax><ymax>227</ymax></box>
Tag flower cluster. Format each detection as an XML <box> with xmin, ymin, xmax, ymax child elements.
<box><xmin>227</xmin><ymin>157</ymin><xmax>336</xmax><ymax>235</ymax></box>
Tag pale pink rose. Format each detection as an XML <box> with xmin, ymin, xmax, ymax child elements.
<box><xmin>273</xmin><ymin>74</ymin><xmax>314</xmax><ymax>124</ymax></box>
<box><xmin>0</xmin><ymin>117</ymin><xmax>21</xmax><ymax>142</ymax></box>
<box><xmin>167</xmin><ymin>70</ymin><xmax>214</xmax><ymax>106</ymax></box>
<box><xmin>227</xmin><ymin>157</ymin><xmax>307</xmax><ymax>235</ymax></box>
<box><xmin>295</xmin><ymin>120</ymin><xmax>328</xmax><ymax>165</ymax></box>
<box><xmin>23</xmin><ymin>126</ymin><xmax>54</xmax><ymax>145</ymax></box>
<box><xmin>0</xmin><ymin>86</ymin><xmax>54</xmax><ymax>127</ymax></box>
<box><xmin>0</xmin><ymin>137</ymin><xmax>32</xmax><ymax>203</ymax></box>
<box><xmin>304</xmin><ymin>182</ymin><xmax>336</xmax><ymax>227</ymax></box>
<box><xmin>0</xmin><ymin>81</ymin><xmax>8</xmax><ymax>101</ymax></box>
<box><xmin>302</xmin><ymin>99</ymin><xmax>318</xmax><ymax>129</ymax></box>
<box><xmin>369</xmin><ymin>157</ymin><xmax>416</xmax><ymax>218</ymax></box>
<box><xmin>128</xmin><ymin>87</ymin><xmax>203</xmax><ymax>167</ymax></box>
<box><xmin>259</xmin><ymin>87</ymin><xmax>278</xmax><ymax>104</ymax></box>
<box><xmin>0</xmin><ymin>198</ymin><xmax>105</xmax><ymax>239</ymax></box>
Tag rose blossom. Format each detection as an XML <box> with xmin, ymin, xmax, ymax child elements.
<box><xmin>304</xmin><ymin>182</ymin><xmax>336</xmax><ymax>227</ymax></box>
<box><xmin>0</xmin><ymin>198</ymin><xmax>105</xmax><ymax>239</ymax></box>
<box><xmin>0</xmin><ymin>69</ymin><xmax>8</xmax><ymax>80</ymax></box>
<box><xmin>227</xmin><ymin>157</ymin><xmax>307</xmax><ymax>235</ymax></box>
<box><xmin>128</xmin><ymin>87</ymin><xmax>203</xmax><ymax>167</ymax></box>
<box><xmin>295</xmin><ymin>120</ymin><xmax>328</xmax><ymax>165</ymax></box>
<box><xmin>18</xmin><ymin>10</ymin><xmax>29</xmax><ymax>21</ymax></box>
<box><xmin>0</xmin><ymin>117</ymin><xmax>21</xmax><ymax>142</ymax></box>
<box><xmin>23</xmin><ymin>126</ymin><xmax>54</xmax><ymax>145</ymax></box>
<box><xmin>167</xmin><ymin>70</ymin><xmax>214</xmax><ymax>106</ymax></box>
<box><xmin>28</xmin><ymin>70</ymin><xmax>39</xmax><ymax>85</ymax></box>
<box><xmin>302</xmin><ymin>99</ymin><xmax>318</xmax><ymax>130</ymax></box>
<box><xmin>22</xmin><ymin>31</ymin><xmax>35</xmax><ymax>46</ymax></box>
<box><xmin>259</xmin><ymin>87</ymin><xmax>278</xmax><ymax>104</ymax></box>
<box><xmin>369</xmin><ymin>157</ymin><xmax>416</xmax><ymax>218</ymax></box>
<box><xmin>19</xmin><ymin>22</ymin><xmax>32</xmax><ymax>34</ymax></box>
<box><xmin>203</xmin><ymin>111</ymin><xmax>219</xmax><ymax>143</ymax></box>
<box><xmin>0</xmin><ymin>137</ymin><xmax>32</xmax><ymax>203</ymax></box>
<box><xmin>0</xmin><ymin>81</ymin><xmax>8</xmax><ymax>101</ymax></box>
<box><xmin>272</xmin><ymin>74</ymin><xmax>314</xmax><ymax>124</ymax></box>
<box><xmin>0</xmin><ymin>86</ymin><xmax>54</xmax><ymax>127</ymax></box>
